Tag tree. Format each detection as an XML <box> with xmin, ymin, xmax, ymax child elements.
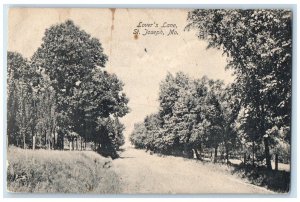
<box><xmin>130</xmin><ymin>122</ymin><xmax>147</xmax><ymax>149</ymax></box>
<box><xmin>131</xmin><ymin>72</ymin><xmax>242</xmax><ymax>162</ymax></box>
<box><xmin>203</xmin><ymin>79</ymin><xmax>227</xmax><ymax>162</ymax></box>
<box><xmin>32</xmin><ymin>20</ymin><xmax>107</xmax><ymax>96</ymax></box>
<box><xmin>219</xmin><ymin>83</ymin><xmax>241</xmax><ymax>163</ymax></box>
<box><xmin>7</xmin><ymin>52</ymin><xmax>40</xmax><ymax>148</ymax></box>
<box><xmin>186</xmin><ymin>9</ymin><xmax>292</xmax><ymax>170</ymax></box>
<box><xmin>158</xmin><ymin>72</ymin><xmax>193</xmax><ymax>155</ymax></box>
<box><xmin>7</xmin><ymin>52</ymin><xmax>25</xmax><ymax>147</ymax></box>
<box><xmin>188</xmin><ymin>77</ymin><xmax>210</xmax><ymax>159</ymax></box>
<box><xmin>8</xmin><ymin>20</ymin><xmax>129</xmax><ymax>157</ymax></box>
<box><xmin>70</xmin><ymin>69</ymin><xmax>129</xmax><ymax>156</ymax></box>
<box><xmin>112</xmin><ymin>117</ymin><xmax>126</xmax><ymax>150</ymax></box>
<box><xmin>31</xmin><ymin>20</ymin><xmax>109</xmax><ymax>148</ymax></box>
<box><xmin>143</xmin><ymin>113</ymin><xmax>162</xmax><ymax>152</ymax></box>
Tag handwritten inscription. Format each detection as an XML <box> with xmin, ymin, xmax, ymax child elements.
<box><xmin>133</xmin><ymin>21</ymin><xmax>179</xmax><ymax>38</ymax></box>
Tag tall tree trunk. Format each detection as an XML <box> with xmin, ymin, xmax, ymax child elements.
<box><xmin>84</xmin><ymin>132</ymin><xmax>87</xmax><ymax>150</ymax></box>
<box><xmin>226</xmin><ymin>148</ymin><xmax>229</xmax><ymax>164</ymax></box>
<box><xmin>224</xmin><ymin>128</ymin><xmax>229</xmax><ymax>164</ymax></box>
<box><xmin>21</xmin><ymin>83</ymin><xmax>26</xmax><ymax>149</ymax></box>
<box><xmin>72</xmin><ymin>138</ymin><xmax>74</xmax><ymax>151</ymax></box>
<box><xmin>32</xmin><ymin>135</ymin><xmax>36</xmax><ymax>150</ymax></box>
<box><xmin>224</xmin><ymin>141</ymin><xmax>229</xmax><ymax>164</ymax></box>
<box><xmin>264</xmin><ymin>137</ymin><xmax>272</xmax><ymax>170</ymax></box>
<box><xmin>44</xmin><ymin>129</ymin><xmax>46</xmax><ymax>147</ymax></box>
<box><xmin>198</xmin><ymin>142</ymin><xmax>202</xmax><ymax>160</ymax></box>
<box><xmin>61</xmin><ymin>132</ymin><xmax>64</xmax><ymax>150</ymax></box>
<box><xmin>193</xmin><ymin>149</ymin><xmax>200</xmax><ymax>159</ymax></box>
<box><xmin>23</xmin><ymin>132</ymin><xmax>26</xmax><ymax>149</ymax></box>
<box><xmin>52</xmin><ymin>135</ymin><xmax>55</xmax><ymax>150</ymax></box>
<box><xmin>275</xmin><ymin>153</ymin><xmax>279</xmax><ymax>171</ymax></box>
<box><xmin>54</xmin><ymin>132</ymin><xmax>57</xmax><ymax>150</ymax></box>
<box><xmin>76</xmin><ymin>138</ymin><xmax>78</xmax><ymax>150</ymax></box>
<box><xmin>252</xmin><ymin>140</ymin><xmax>255</xmax><ymax>167</ymax></box>
<box><xmin>214</xmin><ymin>145</ymin><xmax>218</xmax><ymax>163</ymax></box>
<box><xmin>47</xmin><ymin>130</ymin><xmax>51</xmax><ymax>150</ymax></box>
<box><xmin>48</xmin><ymin>138</ymin><xmax>51</xmax><ymax>150</ymax></box>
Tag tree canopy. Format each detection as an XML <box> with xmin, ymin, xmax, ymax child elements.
<box><xmin>131</xmin><ymin>10</ymin><xmax>291</xmax><ymax>170</ymax></box>
<box><xmin>185</xmin><ymin>9</ymin><xmax>291</xmax><ymax>170</ymax></box>
<box><xmin>131</xmin><ymin>72</ymin><xmax>240</xmax><ymax>160</ymax></box>
<box><xmin>7</xmin><ymin>20</ymin><xmax>129</xmax><ymax>158</ymax></box>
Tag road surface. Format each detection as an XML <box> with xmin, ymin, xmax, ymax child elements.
<box><xmin>112</xmin><ymin>147</ymin><xmax>274</xmax><ymax>194</ymax></box>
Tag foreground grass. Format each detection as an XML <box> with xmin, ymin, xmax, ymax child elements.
<box><xmin>7</xmin><ymin>147</ymin><xmax>121</xmax><ymax>193</ymax></box>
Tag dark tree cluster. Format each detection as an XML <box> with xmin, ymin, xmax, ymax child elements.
<box><xmin>7</xmin><ymin>20</ymin><xmax>129</xmax><ymax>158</ymax></box>
<box><xmin>130</xmin><ymin>73</ymin><xmax>241</xmax><ymax>162</ymax></box>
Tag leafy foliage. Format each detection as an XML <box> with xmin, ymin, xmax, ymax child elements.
<box><xmin>131</xmin><ymin>10</ymin><xmax>291</xmax><ymax>169</ymax></box>
<box><xmin>130</xmin><ymin>72</ymin><xmax>240</xmax><ymax>160</ymax></box>
<box><xmin>186</xmin><ymin>9</ymin><xmax>291</xmax><ymax>169</ymax></box>
<box><xmin>7</xmin><ymin>20</ymin><xmax>129</xmax><ymax>157</ymax></box>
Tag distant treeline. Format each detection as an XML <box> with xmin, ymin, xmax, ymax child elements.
<box><xmin>7</xmin><ymin>20</ymin><xmax>129</xmax><ymax>158</ymax></box>
<box><xmin>131</xmin><ymin>9</ymin><xmax>292</xmax><ymax>170</ymax></box>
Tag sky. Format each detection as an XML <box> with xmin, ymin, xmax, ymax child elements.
<box><xmin>8</xmin><ymin>8</ymin><xmax>234</xmax><ymax>144</ymax></box>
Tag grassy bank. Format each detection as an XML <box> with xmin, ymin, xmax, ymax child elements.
<box><xmin>194</xmin><ymin>158</ymin><xmax>290</xmax><ymax>193</ymax></box>
<box><xmin>231</xmin><ymin>164</ymin><xmax>290</xmax><ymax>193</ymax></box>
<box><xmin>7</xmin><ymin>147</ymin><xmax>121</xmax><ymax>193</ymax></box>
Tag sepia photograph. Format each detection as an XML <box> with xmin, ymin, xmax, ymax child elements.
<box><xmin>5</xmin><ymin>7</ymin><xmax>292</xmax><ymax>195</ymax></box>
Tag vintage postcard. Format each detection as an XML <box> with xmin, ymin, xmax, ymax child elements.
<box><xmin>6</xmin><ymin>8</ymin><xmax>292</xmax><ymax>194</ymax></box>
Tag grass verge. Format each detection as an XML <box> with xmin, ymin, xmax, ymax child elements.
<box><xmin>231</xmin><ymin>164</ymin><xmax>290</xmax><ymax>193</ymax></box>
<box><xmin>7</xmin><ymin>146</ymin><xmax>121</xmax><ymax>193</ymax></box>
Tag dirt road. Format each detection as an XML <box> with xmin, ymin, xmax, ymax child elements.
<box><xmin>112</xmin><ymin>147</ymin><xmax>274</xmax><ymax>194</ymax></box>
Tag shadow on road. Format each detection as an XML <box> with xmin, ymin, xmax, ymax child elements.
<box><xmin>118</xmin><ymin>156</ymin><xmax>135</xmax><ymax>159</ymax></box>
